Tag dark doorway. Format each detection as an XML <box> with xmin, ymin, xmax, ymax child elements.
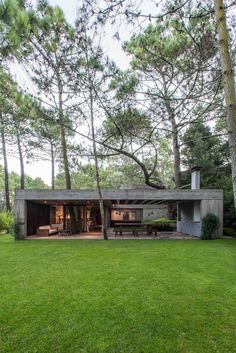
<box><xmin>88</xmin><ymin>207</ymin><xmax>102</xmax><ymax>231</ymax></box>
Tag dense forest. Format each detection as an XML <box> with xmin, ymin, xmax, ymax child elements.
<box><xmin>0</xmin><ymin>0</ymin><xmax>236</xmax><ymax>228</ymax></box>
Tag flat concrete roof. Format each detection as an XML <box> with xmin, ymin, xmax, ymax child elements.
<box><xmin>15</xmin><ymin>188</ymin><xmax>223</xmax><ymax>202</ymax></box>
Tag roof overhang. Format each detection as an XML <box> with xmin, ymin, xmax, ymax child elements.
<box><xmin>15</xmin><ymin>188</ymin><xmax>223</xmax><ymax>202</ymax></box>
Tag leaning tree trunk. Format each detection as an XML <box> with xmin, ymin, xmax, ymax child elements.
<box><xmin>0</xmin><ymin>112</ymin><xmax>11</xmax><ymax>211</ymax></box>
<box><xmin>57</xmin><ymin>79</ymin><xmax>77</xmax><ymax>233</ymax></box>
<box><xmin>89</xmin><ymin>85</ymin><xmax>108</xmax><ymax>240</ymax></box>
<box><xmin>214</xmin><ymin>0</ymin><xmax>236</xmax><ymax>209</ymax></box>
<box><xmin>16</xmin><ymin>127</ymin><xmax>25</xmax><ymax>189</ymax></box>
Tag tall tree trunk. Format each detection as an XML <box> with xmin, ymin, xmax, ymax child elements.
<box><xmin>0</xmin><ymin>112</ymin><xmax>11</xmax><ymax>211</ymax></box>
<box><xmin>171</xmin><ymin>125</ymin><xmax>181</xmax><ymax>188</ymax></box>
<box><xmin>16</xmin><ymin>127</ymin><xmax>25</xmax><ymax>189</ymax></box>
<box><xmin>165</xmin><ymin>102</ymin><xmax>181</xmax><ymax>188</ymax></box>
<box><xmin>89</xmin><ymin>85</ymin><xmax>108</xmax><ymax>240</ymax></box>
<box><xmin>50</xmin><ymin>142</ymin><xmax>55</xmax><ymax>190</ymax></box>
<box><xmin>214</xmin><ymin>0</ymin><xmax>236</xmax><ymax>209</ymax></box>
<box><xmin>58</xmin><ymin>85</ymin><xmax>71</xmax><ymax>190</ymax></box>
<box><xmin>57</xmin><ymin>79</ymin><xmax>77</xmax><ymax>233</ymax></box>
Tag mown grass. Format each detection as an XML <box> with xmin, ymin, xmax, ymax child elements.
<box><xmin>0</xmin><ymin>235</ymin><xmax>236</xmax><ymax>353</ymax></box>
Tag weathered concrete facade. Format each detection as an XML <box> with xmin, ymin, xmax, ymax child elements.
<box><xmin>15</xmin><ymin>189</ymin><xmax>223</xmax><ymax>202</ymax></box>
<box><xmin>14</xmin><ymin>199</ymin><xmax>27</xmax><ymax>237</ymax></box>
<box><xmin>15</xmin><ymin>188</ymin><xmax>223</xmax><ymax>238</ymax></box>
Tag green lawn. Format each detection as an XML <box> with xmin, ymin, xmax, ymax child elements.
<box><xmin>0</xmin><ymin>235</ymin><xmax>236</xmax><ymax>353</ymax></box>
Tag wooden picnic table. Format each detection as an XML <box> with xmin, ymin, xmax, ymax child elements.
<box><xmin>114</xmin><ymin>222</ymin><xmax>143</xmax><ymax>227</ymax></box>
<box><xmin>114</xmin><ymin>223</ymin><xmax>157</xmax><ymax>237</ymax></box>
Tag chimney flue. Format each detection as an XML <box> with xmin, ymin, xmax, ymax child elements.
<box><xmin>191</xmin><ymin>167</ymin><xmax>201</xmax><ymax>190</ymax></box>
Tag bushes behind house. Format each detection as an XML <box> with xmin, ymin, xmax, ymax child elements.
<box><xmin>223</xmin><ymin>227</ymin><xmax>236</xmax><ymax>238</ymax></box>
<box><xmin>0</xmin><ymin>212</ymin><xmax>14</xmax><ymax>234</ymax></box>
<box><xmin>143</xmin><ymin>217</ymin><xmax>176</xmax><ymax>231</ymax></box>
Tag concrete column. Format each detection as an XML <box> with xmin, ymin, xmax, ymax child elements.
<box><xmin>14</xmin><ymin>199</ymin><xmax>27</xmax><ymax>239</ymax></box>
<box><xmin>86</xmin><ymin>207</ymin><xmax>91</xmax><ymax>232</ymax></box>
<box><xmin>104</xmin><ymin>207</ymin><xmax>110</xmax><ymax>229</ymax></box>
<box><xmin>82</xmin><ymin>206</ymin><xmax>86</xmax><ymax>232</ymax></box>
<box><xmin>177</xmin><ymin>202</ymin><xmax>181</xmax><ymax>221</ymax></box>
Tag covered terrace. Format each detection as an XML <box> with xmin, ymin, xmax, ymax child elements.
<box><xmin>15</xmin><ymin>187</ymin><xmax>223</xmax><ymax>239</ymax></box>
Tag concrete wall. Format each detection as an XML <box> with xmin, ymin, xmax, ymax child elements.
<box><xmin>177</xmin><ymin>198</ymin><xmax>223</xmax><ymax>237</ymax></box>
<box><xmin>177</xmin><ymin>201</ymin><xmax>201</xmax><ymax>237</ymax></box>
<box><xmin>14</xmin><ymin>188</ymin><xmax>223</xmax><ymax>238</ymax></box>
<box><xmin>177</xmin><ymin>220</ymin><xmax>201</xmax><ymax>237</ymax></box>
<box><xmin>111</xmin><ymin>205</ymin><xmax>167</xmax><ymax>222</ymax></box>
<box><xmin>111</xmin><ymin>209</ymin><xmax>138</xmax><ymax>221</ymax></box>
<box><xmin>15</xmin><ymin>189</ymin><xmax>223</xmax><ymax>201</ymax></box>
<box><xmin>143</xmin><ymin>205</ymin><xmax>167</xmax><ymax>221</ymax></box>
<box><xmin>14</xmin><ymin>199</ymin><xmax>27</xmax><ymax>238</ymax></box>
<box><xmin>201</xmin><ymin>199</ymin><xmax>223</xmax><ymax>238</ymax></box>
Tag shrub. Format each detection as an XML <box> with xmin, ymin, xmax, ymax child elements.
<box><xmin>201</xmin><ymin>213</ymin><xmax>219</xmax><ymax>240</ymax></box>
<box><xmin>144</xmin><ymin>217</ymin><xmax>176</xmax><ymax>231</ymax></box>
<box><xmin>0</xmin><ymin>212</ymin><xmax>14</xmax><ymax>234</ymax></box>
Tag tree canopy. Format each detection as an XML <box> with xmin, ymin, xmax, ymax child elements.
<box><xmin>0</xmin><ymin>0</ymin><xmax>235</xmax><ymax>226</ymax></box>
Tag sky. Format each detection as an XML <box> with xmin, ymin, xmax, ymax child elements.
<box><xmin>7</xmin><ymin>0</ymin><xmax>134</xmax><ymax>185</ymax></box>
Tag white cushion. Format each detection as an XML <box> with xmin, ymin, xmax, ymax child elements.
<box><xmin>49</xmin><ymin>229</ymin><xmax>58</xmax><ymax>234</ymax></box>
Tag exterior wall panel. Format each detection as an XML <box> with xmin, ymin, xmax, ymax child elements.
<box><xmin>201</xmin><ymin>199</ymin><xmax>223</xmax><ymax>237</ymax></box>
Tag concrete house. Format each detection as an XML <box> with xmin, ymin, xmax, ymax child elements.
<box><xmin>14</xmin><ymin>168</ymin><xmax>223</xmax><ymax>239</ymax></box>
